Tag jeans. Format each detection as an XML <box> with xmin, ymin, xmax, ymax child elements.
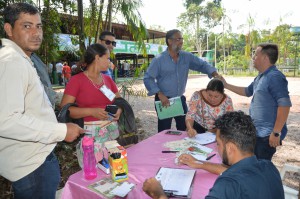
<box><xmin>57</xmin><ymin>72</ymin><xmax>63</xmax><ymax>85</ymax></box>
<box><xmin>12</xmin><ymin>152</ymin><xmax>60</xmax><ymax>199</ymax></box>
<box><xmin>155</xmin><ymin>95</ymin><xmax>188</xmax><ymax>132</ymax></box>
<box><xmin>254</xmin><ymin>136</ymin><xmax>276</xmax><ymax>161</ymax></box>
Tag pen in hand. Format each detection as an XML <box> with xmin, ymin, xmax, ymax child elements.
<box><xmin>206</xmin><ymin>153</ymin><xmax>216</xmax><ymax>161</ymax></box>
<box><xmin>164</xmin><ymin>190</ymin><xmax>178</xmax><ymax>197</ymax></box>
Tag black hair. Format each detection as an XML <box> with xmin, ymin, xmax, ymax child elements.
<box><xmin>206</xmin><ymin>78</ymin><xmax>224</xmax><ymax>94</ymax></box>
<box><xmin>84</xmin><ymin>43</ymin><xmax>108</xmax><ymax>65</ymax></box>
<box><xmin>165</xmin><ymin>29</ymin><xmax>181</xmax><ymax>46</ymax></box>
<box><xmin>99</xmin><ymin>31</ymin><xmax>116</xmax><ymax>40</ymax></box>
<box><xmin>258</xmin><ymin>43</ymin><xmax>279</xmax><ymax>64</ymax></box>
<box><xmin>214</xmin><ymin>111</ymin><xmax>256</xmax><ymax>153</ymax></box>
<box><xmin>4</xmin><ymin>3</ymin><xmax>39</xmax><ymax>28</ymax></box>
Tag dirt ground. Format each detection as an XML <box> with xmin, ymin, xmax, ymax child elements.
<box><xmin>128</xmin><ymin>75</ymin><xmax>300</xmax><ymax>189</ymax></box>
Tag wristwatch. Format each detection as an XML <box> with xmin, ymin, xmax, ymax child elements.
<box><xmin>273</xmin><ymin>131</ymin><xmax>281</xmax><ymax>137</ymax></box>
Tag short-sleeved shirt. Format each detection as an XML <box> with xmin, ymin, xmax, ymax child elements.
<box><xmin>205</xmin><ymin>156</ymin><xmax>284</xmax><ymax>199</ymax></box>
<box><xmin>186</xmin><ymin>90</ymin><xmax>233</xmax><ymax>129</ymax></box>
<box><xmin>245</xmin><ymin>66</ymin><xmax>292</xmax><ymax>139</ymax></box>
<box><xmin>62</xmin><ymin>65</ymin><xmax>71</xmax><ymax>79</ymax></box>
<box><xmin>64</xmin><ymin>72</ymin><xmax>118</xmax><ymax>121</ymax></box>
<box><xmin>56</xmin><ymin>62</ymin><xmax>63</xmax><ymax>73</ymax></box>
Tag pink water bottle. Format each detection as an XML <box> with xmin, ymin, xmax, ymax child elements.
<box><xmin>82</xmin><ymin>136</ymin><xmax>97</xmax><ymax>180</ymax></box>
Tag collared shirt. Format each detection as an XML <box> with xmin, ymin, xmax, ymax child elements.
<box><xmin>206</xmin><ymin>156</ymin><xmax>284</xmax><ymax>199</ymax></box>
<box><xmin>245</xmin><ymin>66</ymin><xmax>292</xmax><ymax>138</ymax></box>
<box><xmin>0</xmin><ymin>38</ymin><xmax>66</xmax><ymax>181</ymax></box>
<box><xmin>143</xmin><ymin>49</ymin><xmax>216</xmax><ymax>97</ymax></box>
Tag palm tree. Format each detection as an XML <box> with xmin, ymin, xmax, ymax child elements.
<box><xmin>80</xmin><ymin>0</ymin><xmax>148</xmax><ymax>56</ymax></box>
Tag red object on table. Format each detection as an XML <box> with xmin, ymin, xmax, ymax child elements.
<box><xmin>61</xmin><ymin>130</ymin><xmax>221</xmax><ymax>199</ymax></box>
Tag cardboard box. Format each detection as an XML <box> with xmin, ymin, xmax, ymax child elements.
<box><xmin>108</xmin><ymin>145</ymin><xmax>128</xmax><ymax>182</ymax></box>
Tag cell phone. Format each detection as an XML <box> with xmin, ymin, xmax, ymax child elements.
<box><xmin>165</xmin><ymin>131</ymin><xmax>182</xmax><ymax>135</ymax></box>
<box><xmin>105</xmin><ymin>105</ymin><xmax>118</xmax><ymax>114</ymax></box>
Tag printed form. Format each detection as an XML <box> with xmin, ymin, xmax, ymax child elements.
<box><xmin>155</xmin><ymin>167</ymin><xmax>196</xmax><ymax>197</ymax></box>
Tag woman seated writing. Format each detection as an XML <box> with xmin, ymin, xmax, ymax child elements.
<box><xmin>60</xmin><ymin>43</ymin><xmax>122</xmax><ymax>122</ymax></box>
<box><xmin>186</xmin><ymin>78</ymin><xmax>233</xmax><ymax>137</ymax></box>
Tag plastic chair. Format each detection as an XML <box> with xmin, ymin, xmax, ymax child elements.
<box><xmin>280</xmin><ymin>164</ymin><xmax>300</xmax><ymax>199</ymax></box>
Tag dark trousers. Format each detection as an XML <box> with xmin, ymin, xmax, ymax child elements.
<box><xmin>254</xmin><ymin>136</ymin><xmax>277</xmax><ymax>160</ymax></box>
<box><xmin>193</xmin><ymin>121</ymin><xmax>207</xmax><ymax>134</ymax></box>
<box><xmin>57</xmin><ymin>72</ymin><xmax>63</xmax><ymax>85</ymax></box>
<box><xmin>155</xmin><ymin>95</ymin><xmax>188</xmax><ymax>133</ymax></box>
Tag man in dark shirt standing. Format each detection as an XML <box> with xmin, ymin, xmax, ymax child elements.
<box><xmin>142</xmin><ymin>111</ymin><xmax>284</xmax><ymax>199</ymax></box>
<box><xmin>219</xmin><ymin>43</ymin><xmax>291</xmax><ymax>161</ymax></box>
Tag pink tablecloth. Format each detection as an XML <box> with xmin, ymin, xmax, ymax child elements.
<box><xmin>61</xmin><ymin>130</ymin><xmax>221</xmax><ymax>199</ymax></box>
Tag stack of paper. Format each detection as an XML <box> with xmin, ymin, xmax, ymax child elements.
<box><xmin>156</xmin><ymin>167</ymin><xmax>195</xmax><ymax>198</ymax></box>
<box><xmin>164</xmin><ymin>139</ymin><xmax>214</xmax><ymax>161</ymax></box>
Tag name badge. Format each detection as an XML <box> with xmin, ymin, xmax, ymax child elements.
<box><xmin>99</xmin><ymin>85</ymin><xmax>116</xmax><ymax>101</ymax></box>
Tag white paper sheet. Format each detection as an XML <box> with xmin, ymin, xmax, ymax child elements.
<box><xmin>155</xmin><ymin>167</ymin><xmax>196</xmax><ymax>197</ymax></box>
<box><xmin>185</xmin><ymin>132</ymin><xmax>216</xmax><ymax>145</ymax></box>
<box><xmin>109</xmin><ymin>182</ymin><xmax>135</xmax><ymax>197</ymax></box>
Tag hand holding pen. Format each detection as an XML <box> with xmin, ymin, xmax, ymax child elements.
<box><xmin>177</xmin><ymin>154</ymin><xmax>203</xmax><ymax>169</ymax></box>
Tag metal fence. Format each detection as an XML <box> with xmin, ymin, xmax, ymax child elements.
<box><xmin>189</xmin><ymin>67</ymin><xmax>300</xmax><ymax>77</ymax></box>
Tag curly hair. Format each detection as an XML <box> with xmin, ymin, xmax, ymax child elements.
<box><xmin>215</xmin><ymin>111</ymin><xmax>256</xmax><ymax>153</ymax></box>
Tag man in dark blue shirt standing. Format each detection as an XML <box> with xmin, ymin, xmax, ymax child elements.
<box><xmin>143</xmin><ymin>29</ymin><xmax>219</xmax><ymax>133</ymax></box>
<box><xmin>220</xmin><ymin>43</ymin><xmax>292</xmax><ymax>160</ymax></box>
<box><xmin>142</xmin><ymin>111</ymin><xmax>284</xmax><ymax>199</ymax></box>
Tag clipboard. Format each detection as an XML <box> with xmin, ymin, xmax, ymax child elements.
<box><xmin>155</xmin><ymin>167</ymin><xmax>196</xmax><ymax>198</ymax></box>
<box><xmin>155</xmin><ymin>96</ymin><xmax>184</xmax><ymax>120</ymax></box>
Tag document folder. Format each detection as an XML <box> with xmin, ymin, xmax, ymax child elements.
<box><xmin>155</xmin><ymin>96</ymin><xmax>184</xmax><ymax>120</ymax></box>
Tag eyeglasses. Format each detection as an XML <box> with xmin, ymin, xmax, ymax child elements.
<box><xmin>101</xmin><ymin>39</ymin><xmax>117</xmax><ymax>47</ymax></box>
<box><xmin>171</xmin><ymin>38</ymin><xmax>184</xmax><ymax>42</ymax></box>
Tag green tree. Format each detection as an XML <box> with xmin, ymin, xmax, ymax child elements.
<box><xmin>184</xmin><ymin>0</ymin><xmax>204</xmax><ymax>8</ymax></box>
<box><xmin>271</xmin><ymin>25</ymin><xmax>293</xmax><ymax>65</ymax></box>
<box><xmin>81</xmin><ymin>0</ymin><xmax>148</xmax><ymax>56</ymax></box>
<box><xmin>178</xmin><ymin>2</ymin><xmax>223</xmax><ymax>57</ymax></box>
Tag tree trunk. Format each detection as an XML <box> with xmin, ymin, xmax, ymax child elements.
<box><xmin>95</xmin><ymin>0</ymin><xmax>105</xmax><ymax>41</ymax></box>
<box><xmin>107</xmin><ymin>0</ymin><xmax>112</xmax><ymax>31</ymax></box>
<box><xmin>77</xmin><ymin>0</ymin><xmax>85</xmax><ymax>57</ymax></box>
